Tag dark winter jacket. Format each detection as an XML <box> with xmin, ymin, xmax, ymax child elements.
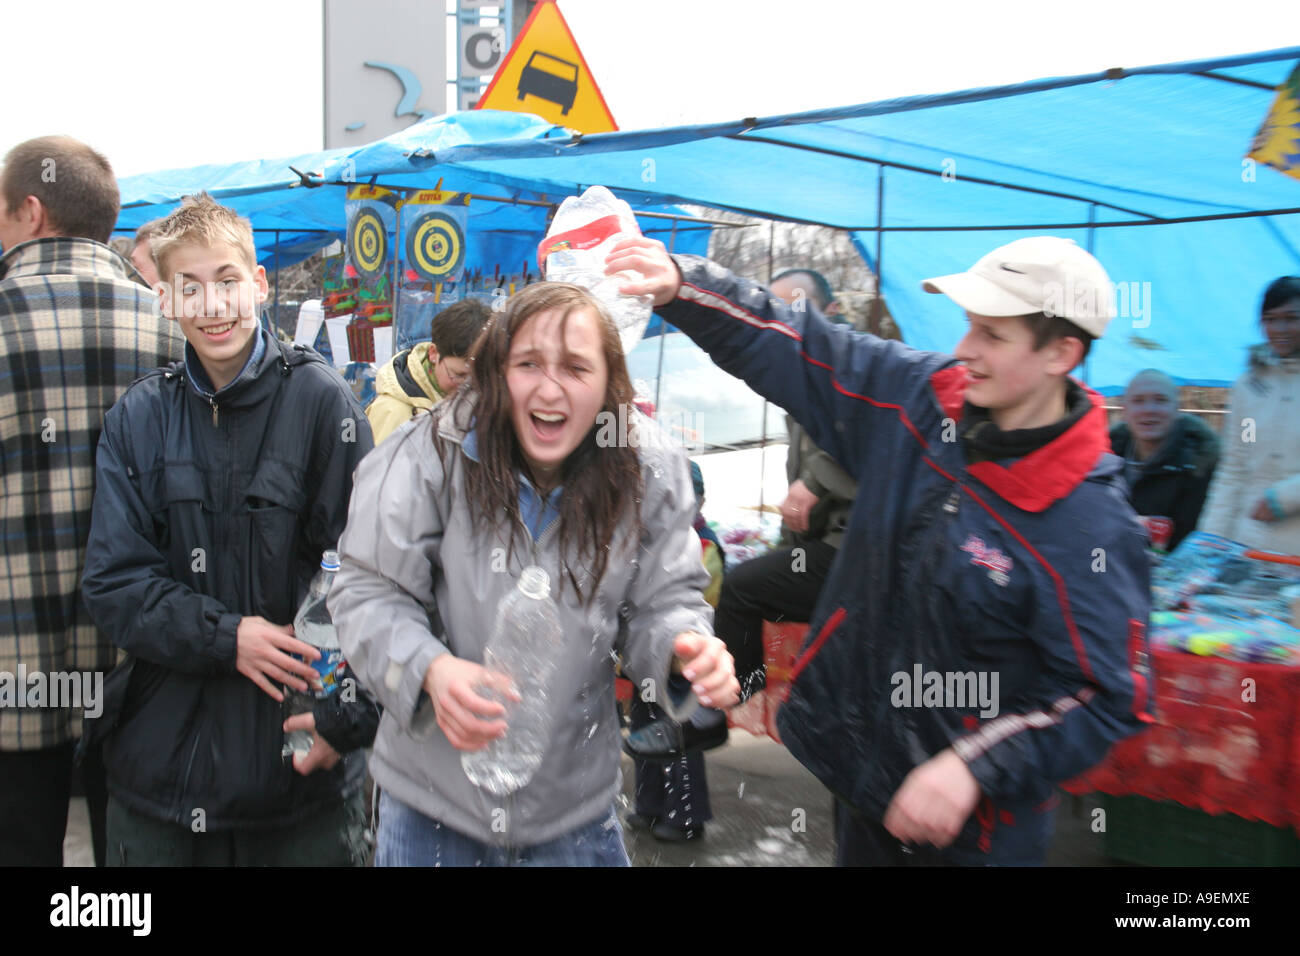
<box><xmin>659</xmin><ymin>256</ymin><xmax>1153</xmax><ymax>861</ymax></box>
<box><xmin>80</xmin><ymin>328</ymin><xmax>379</xmax><ymax>830</ymax></box>
<box><xmin>1109</xmin><ymin>414</ymin><xmax>1220</xmax><ymax>552</ymax></box>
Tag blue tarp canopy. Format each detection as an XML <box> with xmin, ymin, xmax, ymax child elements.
<box><xmin>118</xmin><ymin>47</ymin><xmax>1300</xmax><ymax>398</ymax></box>
<box><xmin>116</xmin><ymin>112</ymin><xmax>713</xmax><ymax>277</ymax></box>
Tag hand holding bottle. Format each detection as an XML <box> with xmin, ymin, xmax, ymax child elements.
<box><xmin>424</xmin><ymin>654</ymin><xmax>522</xmax><ymax>752</ymax></box>
<box><xmin>236</xmin><ymin>616</ymin><xmax>321</xmax><ymax>702</ymax></box>
<box><xmin>282</xmin><ymin>711</ymin><xmax>342</xmax><ymax>775</ymax></box>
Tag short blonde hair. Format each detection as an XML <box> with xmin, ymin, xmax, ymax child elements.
<box><xmin>133</xmin><ymin>217</ymin><xmax>164</xmax><ymax>246</ymax></box>
<box><xmin>151</xmin><ymin>192</ymin><xmax>257</xmax><ymax>278</ymax></box>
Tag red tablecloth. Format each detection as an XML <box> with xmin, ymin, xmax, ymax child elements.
<box><xmin>1063</xmin><ymin>646</ymin><xmax>1300</xmax><ymax>833</ymax></box>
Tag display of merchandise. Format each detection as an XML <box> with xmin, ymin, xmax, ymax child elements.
<box><xmin>1149</xmin><ymin>532</ymin><xmax>1300</xmax><ymax>665</ymax></box>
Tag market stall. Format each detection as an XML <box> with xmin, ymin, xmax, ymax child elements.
<box><xmin>1063</xmin><ymin>532</ymin><xmax>1300</xmax><ymax>863</ymax></box>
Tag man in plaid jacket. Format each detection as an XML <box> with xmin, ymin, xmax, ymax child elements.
<box><xmin>0</xmin><ymin>136</ymin><xmax>184</xmax><ymax>865</ymax></box>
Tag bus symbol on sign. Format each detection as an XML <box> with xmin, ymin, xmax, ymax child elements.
<box><xmin>517</xmin><ymin>51</ymin><xmax>579</xmax><ymax>116</ymax></box>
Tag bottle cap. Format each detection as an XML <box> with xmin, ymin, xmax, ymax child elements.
<box><xmin>519</xmin><ymin>565</ymin><xmax>550</xmax><ymax>599</ymax></box>
<box><xmin>321</xmin><ymin>549</ymin><xmax>341</xmax><ymax>572</ymax></box>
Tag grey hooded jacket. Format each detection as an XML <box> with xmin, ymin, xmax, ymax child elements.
<box><xmin>328</xmin><ymin>392</ymin><xmax>713</xmax><ymax>847</ymax></box>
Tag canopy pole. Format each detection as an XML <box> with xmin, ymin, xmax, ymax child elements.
<box><xmin>653</xmin><ymin>219</ymin><xmax>678</xmax><ymax>414</ymax></box>
<box><xmin>758</xmin><ymin>220</ymin><xmax>777</xmax><ymax>517</ymax></box>
<box><xmin>871</xmin><ymin>165</ymin><xmax>885</xmax><ymax>335</ymax></box>
<box><xmin>1082</xmin><ymin>203</ymin><xmax>1097</xmax><ymax>386</ymax></box>
<box><xmin>273</xmin><ymin>230</ymin><xmax>281</xmax><ymax>336</ymax></box>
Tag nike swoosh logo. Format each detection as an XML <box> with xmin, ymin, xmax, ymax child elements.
<box><xmin>999</xmin><ymin>264</ymin><xmax>1026</xmax><ymax>274</ymax></box>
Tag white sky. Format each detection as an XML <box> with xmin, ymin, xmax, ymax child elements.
<box><xmin>1</xmin><ymin>0</ymin><xmax>1293</xmax><ymax>177</ymax></box>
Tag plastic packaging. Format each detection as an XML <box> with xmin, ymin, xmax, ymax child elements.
<box><xmin>537</xmin><ymin>185</ymin><xmax>654</xmax><ymax>355</ymax></box>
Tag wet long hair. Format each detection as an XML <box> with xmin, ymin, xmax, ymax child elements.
<box><xmin>435</xmin><ymin>282</ymin><xmax>645</xmax><ymax>602</ymax></box>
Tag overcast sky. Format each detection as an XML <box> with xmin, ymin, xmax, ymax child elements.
<box><xmin>2</xmin><ymin>0</ymin><xmax>1293</xmax><ymax>177</ymax></box>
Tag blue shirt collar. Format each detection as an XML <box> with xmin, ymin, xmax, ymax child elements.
<box><xmin>461</xmin><ymin>423</ymin><xmax>563</xmax><ymax>540</ymax></box>
<box><xmin>185</xmin><ymin>321</ymin><xmax>267</xmax><ymax>396</ymax></box>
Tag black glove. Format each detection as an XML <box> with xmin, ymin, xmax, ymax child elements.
<box><xmin>311</xmin><ymin>662</ymin><xmax>382</xmax><ymax>753</ymax></box>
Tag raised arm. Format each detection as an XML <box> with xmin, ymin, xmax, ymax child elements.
<box><xmin>608</xmin><ymin>238</ymin><xmax>947</xmax><ymax>481</ymax></box>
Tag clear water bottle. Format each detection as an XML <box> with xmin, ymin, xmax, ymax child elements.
<box><xmin>282</xmin><ymin>550</ymin><xmax>348</xmax><ymax>759</ymax></box>
<box><xmin>461</xmin><ymin>566</ymin><xmax>564</xmax><ymax>796</ymax></box>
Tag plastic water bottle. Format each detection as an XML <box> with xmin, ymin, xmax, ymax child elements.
<box><xmin>462</xmin><ymin>566</ymin><xmax>564</xmax><ymax>796</ymax></box>
<box><xmin>281</xmin><ymin>550</ymin><xmax>348</xmax><ymax>758</ymax></box>
<box><xmin>536</xmin><ymin>185</ymin><xmax>654</xmax><ymax>354</ymax></box>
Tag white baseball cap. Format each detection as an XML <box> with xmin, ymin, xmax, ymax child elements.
<box><xmin>921</xmin><ymin>236</ymin><xmax>1116</xmax><ymax>339</ymax></box>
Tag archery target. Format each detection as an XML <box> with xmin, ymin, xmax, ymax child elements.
<box><xmin>405</xmin><ymin>211</ymin><xmax>465</xmax><ymax>281</ymax></box>
<box><xmin>348</xmin><ymin>208</ymin><xmax>388</xmax><ymax>278</ymax></box>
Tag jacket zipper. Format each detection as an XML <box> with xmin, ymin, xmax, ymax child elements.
<box><xmin>177</xmin><ymin>732</ymin><xmax>201</xmax><ymax>824</ymax></box>
<box><xmin>210</xmin><ymin>396</ymin><xmax>219</xmax><ymax>427</ymax></box>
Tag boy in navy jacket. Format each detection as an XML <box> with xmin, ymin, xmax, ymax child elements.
<box><xmin>608</xmin><ymin>236</ymin><xmax>1153</xmax><ymax>865</ymax></box>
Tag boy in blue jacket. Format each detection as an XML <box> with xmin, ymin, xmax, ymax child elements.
<box><xmin>81</xmin><ymin>195</ymin><xmax>378</xmax><ymax>865</ymax></box>
<box><xmin>608</xmin><ymin>236</ymin><xmax>1153</xmax><ymax>865</ymax></box>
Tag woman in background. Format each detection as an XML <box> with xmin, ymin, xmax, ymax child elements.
<box><xmin>1200</xmin><ymin>276</ymin><xmax>1300</xmax><ymax>554</ymax></box>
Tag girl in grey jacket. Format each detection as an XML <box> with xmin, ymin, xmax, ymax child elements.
<box><xmin>329</xmin><ymin>283</ymin><xmax>739</xmax><ymax>865</ymax></box>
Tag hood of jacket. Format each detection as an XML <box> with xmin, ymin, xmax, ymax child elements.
<box><xmin>374</xmin><ymin>342</ymin><xmax>444</xmax><ymax>412</ymax></box>
<box><xmin>1248</xmin><ymin>341</ymin><xmax>1300</xmax><ymax>373</ymax></box>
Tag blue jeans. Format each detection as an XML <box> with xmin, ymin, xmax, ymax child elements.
<box><xmin>375</xmin><ymin>790</ymin><xmax>630</xmax><ymax>867</ymax></box>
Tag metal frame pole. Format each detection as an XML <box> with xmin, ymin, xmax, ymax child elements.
<box><xmin>653</xmin><ymin>218</ymin><xmax>678</xmax><ymax>415</ymax></box>
<box><xmin>273</xmin><ymin>229</ymin><xmax>282</xmax><ymax>334</ymax></box>
<box><xmin>1083</xmin><ymin>202</ymin><xmax>1097</xmax><ymax>385</ymax></box>
<box><xmin>872</xmin><ymin>165</ymin><xmax>884</xmax><ymax>335</ymax></box>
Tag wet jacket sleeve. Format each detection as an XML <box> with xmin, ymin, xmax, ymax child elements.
<box><xmin>329</xmin><ymin>425</ymin><xmax>449</xmax><ymax>738</ymax></box>
<box><xmin>80</xmin><ymin>405</ymin><xmax>240</xmax><ymax>675</ymax></box>
<box><xmin>658</xmin><ymin>255</ymin><xmax>942</xmax><ymax>481</ymax></box>
<box><xmin>617</xmin><ymin>448</ymin><xmax>714</xmax><ymax>710</ymax></box>
<box><xmin>952</xmin><ymin>513</ymin><xmax>1153</xmax><ymax>801</ymax></box>
<box><xmin>305</xmin><ymin>381</ymin><xmax>381</xmax><ymax>752</ymax></box>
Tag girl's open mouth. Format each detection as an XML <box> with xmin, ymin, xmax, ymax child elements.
<box><xmin>531</xmin><ymin>411</ymin><xmax>567</xmax><ymax>440</ymax></box>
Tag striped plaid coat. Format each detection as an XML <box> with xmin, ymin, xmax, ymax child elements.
<box><xmin>0</xmin><ymin>238</ymin><xmax>184</xmax><ymax>750</ymax></box>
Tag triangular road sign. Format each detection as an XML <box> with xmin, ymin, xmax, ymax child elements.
<box><xmin>476</xmin><ymin>0</ymin><xmax>617</xmax><ymax>133</ymax></box>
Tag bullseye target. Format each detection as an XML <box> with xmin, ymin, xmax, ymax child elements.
<box><xmin>348</xmin><ymin>208</ymin><xmax>388</xmax><ymax>278</ymax></box>
<box><xmin>405</xmin><ymin>212</ymin><xmax>465</xmax><ymax>281</ymax></box>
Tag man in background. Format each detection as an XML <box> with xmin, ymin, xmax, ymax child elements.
<box><xmin>1109</xmin><ymin>368</ymin><xmax>1219</xmax><ymax>552</ymax></box>
<box><xmin>0</xmin><ymin>135</ymin><xmax>184</xmax><ymax>865</ymax></box>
